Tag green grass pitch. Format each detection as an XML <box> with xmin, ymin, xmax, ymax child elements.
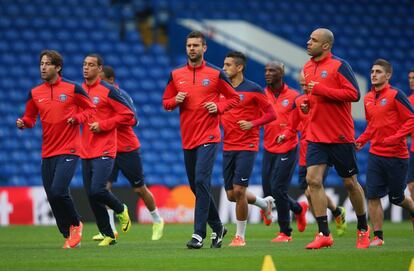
<box><xmin>1</xmin><ymin>222</ymin><xmax>413</xmax><ymax>271</ymax></box>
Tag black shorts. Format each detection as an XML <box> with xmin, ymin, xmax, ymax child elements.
<box><xmin>306</xmin><ymin>142</ymin><xmax>358</xmax><ymax>178</ymax></box>
<box><xmin>108</xmin><ymin>149</ymin><xmax>145</xmax><ymax>188</ymax></box>
<box><xmin>407</xmin><ymin>151</ymin><xmax>414</xmax><ymax>183</ymax></box>
<box><xmin>366</xmin><ymin>153</ymin><xmax>408</xmax><ymax>201</ymax></box>
<box><xmin>223</xmin><ymin>150</ymin><xmax>257</xmax><ymax>190</ymax></box>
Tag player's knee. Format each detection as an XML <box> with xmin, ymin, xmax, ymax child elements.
<box><xmin>306</xmin><ymin>177</ymin><xmax>323</xmax><ymax>189</ymax></box>
<box><xmin>343</xmin><ymin>178</ymin><xmax>357</xmax><ymax>191</ymax></box>
<box><xmin>89</xmin><ymin>187</ymin><xmax>106</xmax><ymax>200</ymax></box>
<box><xmin>388</xmin><ymin>194</ymin><xmax>404</xmax><ymax>205</ymax></box>
<box><xmin>49</xmin><ymin>186</ymin><xmax>67</xmax><ymax>200</ymax></box>
<box><xmin>134</xmin><ymin>186</ymin><xmax>146</xmax><ymax>197</ymax></box>
<box><xmin>233</xmin><ymin>187</ymin><xmax>245</xmax><ymax>200</ymax></box>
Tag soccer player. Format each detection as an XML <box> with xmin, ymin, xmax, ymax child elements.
<box><xmin>163</xmin><ymin>31</ymin><xmax>240</xmax><ymax>249</ymax></box>
<box><xmin>280</xmin><ymin>71</ymin><xmax>347</xmax><ymax>236</ymax></box>
<box><xmin>16</xmin><ymin>50</ymin><xmax>95</xmax><ymax>248</ymax></box>
<box><xmin>356</xmin><ymin>59</ymin><xmax>414</xmax><ymax>247</ymax></box>
<box><xmin>81</xmin><ymin>54</ymin><xmax>135</xmax><ymax>246</ymax></box>
<box><xmin>91</xmin><ymin>66</ymin><xmax>164</xmax><ymax>241</ymax></box>
<box><xmin>303</xmin><ymin>28</ymin><xmax>369</xmax><ymax>249</ymax></box>
<box><xmin>406</xmin><ymin>68</ymin><xmax>414</xmax><ymax>204</ymax></box>
<box><xmin>262</xmin><ymin>61</ymin><xmax>308</xmax><ymax>243</ymax></box>
<box><xmin>221</xmin><ymin>51</ymin><xmax>276</xmax><ymax>246</ymax></box>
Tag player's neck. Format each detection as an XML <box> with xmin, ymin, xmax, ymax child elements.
<box><xmin>188</xmin><ymin>58</ymin><xmax>203</xmax><ymax>67</ymax></box>
<box><xmin>231</xmin><ymin>74</ymin><xmax>244</xmax><ymax>88</ymax></box>
<box><xmin>46</xmin><ymin>74</ymin><xmax>59</xmax><ymax>85</ymax></box>
<box><xmin>314</xmin><ymin>51</ymin><xmax>330</xmax><ymax>62</ymax></box>
<box><xmin>374</xmin><ymin>82</ymin><xmax>388</xmax><ymax>92</ymax></box>
<box><xmin>269</xmin><ymin>81</ymin><xmax>283</xmax><ymax>91</ymax></box>
<box><xmin>85</xmin><ymin>77</ymin><xmax>99</xmax><ymax>86</ymax></box>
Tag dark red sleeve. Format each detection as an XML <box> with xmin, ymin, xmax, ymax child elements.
<box><xmin>21</xmin><ymin>91</ymin><xmax>38</xmax><ymax>128</ymax></box>
<box><xmin>216</xmin><ymin>71</ymin><xmax>240</xmax><ymax>113</ymax></box>
<box><xmin>312</xmin><ymin>61</ymin><xmax>360</xmax><ymax>102</ymax></box>
<box><xmin>355</xmin><ymin>102</ymin><xmax>372</xmax><ymax>146</ymax></box>
<box><xmin>72</xmin><ymin>84</ymin><xmax>96</xmax><ymax>124</ymax></box>
<box><xmin>162</xmin><ymin>73</ymin><xmax>179</xmax><ymax>111</ymax></box>
<box><xmin>384</xmin><ymin>91</ymin><xmax>414</xmax><ymax>142</ymax></box>
<box><xmin>251</xmin><ymin>93</ymin><xmax>276</xmax><ymax>127</ymax></box>
<box><xmin>99</xmin><ymin>89</ymin><xmax>135</xmax><ymax>131</ymax></box>
<box><xmin>283</xmin><ymin>102</ymin><xmax>301</xmax><ymax>140</ymax></box>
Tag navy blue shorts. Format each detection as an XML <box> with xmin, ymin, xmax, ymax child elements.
<box><xmin>366</xmin><ymin>153</ymin><xmax>408</xmax><ymax>201</ymax></box>
<box><xmin>108</xmin><ymin>149</ymin><xmax>145</xmax><ymax>188</ymax></box>
<box><xmin>298</xmin><ymin>165</ymin><xmax>329</xmax><ymax>190</ymax></box>
<box><xmin>261</xmin><ymin>147</ymin><xmax>297</xmax><ymax>197</ymax></box>
<box><xmin>407</xmin><ymin>151</ymin><xmax>414</xmax><ymax>183</ymax></box>
<box><xmin>223</xmin><ymin>150</ymin><xmax>257</xmax><ymax>190</ymax></box>
<box><xmin>306</xmin><ymin>142</ymin><xmax>358</xmax><ymax>178</ymax></box>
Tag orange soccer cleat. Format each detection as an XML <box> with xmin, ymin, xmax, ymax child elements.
<box><xmin>306</xmin><ymin>233</ymin><xmax>334</xmax><ymax>249</ymax></box>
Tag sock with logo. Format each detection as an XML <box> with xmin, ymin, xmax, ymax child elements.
<box><xmin>357</xmin><ymin>214</ymin><xmax>368</xmax><ymax>231</ymax></box>
<box><xmin>316</xmin><ymin>216</ymin><xmax>330</xmax><ymax>236</ymax></box>
<box><xmin>331</xmin><ymin>207</ymin><xmax>342</xmax><ymax>217</ymax></box>
<box><xmin>374</xmin><ymin>230</ymin><xmax>383</xmax><ymax>240</ymax></box>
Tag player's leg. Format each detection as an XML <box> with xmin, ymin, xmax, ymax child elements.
<box><xmin>387</xmin><ymin>156</ymin><xmax>414</xmax><ymax>230</ymax></box>
<box><xmin>194</xmin><ymin>143</ymin><xmax>225</xmax><ymax>248</ymax></box>
<box><xmin>364</xmin><ymin>153</ymin><xmax>388</xmax><ymax>248</ymax></box>
<box><xmin>118</xmin><ymin>149</ymin><xmax>164</xmax><ymax>240</ymax></box>
<box><xmin>271</xmin><ymin>148</ymin><xmax>298</xmax><ymax>241</ymax></box>
<box><xmin>229</xmin><ymin>151</ymin><xmax>256</xmax><ymax>246</ymax></box>
<box><xmin>42</xmin><ymin>156</ymin><xmax>71</xmax><ymax>247</ymax></box>
<box><xmin>261</xmin><ymin>150</ymin><xmax>277</xmax><ymax>226</ymax></box>
<box><xmin>52</xmin><ymin>155</ymin><xmax>82</xmax><ymax>248</ymax></box>
<box><xmin>407</xmin><ymin>151</ymin><xmax>414</xmax><ymax>202</ymax></box>
<box><xmin>183</xmin><ymin>148</ymin><xmax>204</xmax><ymax>248</ymax></box>
<box><xmin>305</xmin><ymin>143</ymin><xmax>333</xmax><ymax>249</ymax></box>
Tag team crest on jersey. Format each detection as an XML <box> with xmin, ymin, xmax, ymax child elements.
<box><xmin>59</xmin><ymin>94</ymin><xmax>67</xmax><ymax>102</ymax></box>
<box><xmin>321</xmin><ymin>70</ymin><xmax>328</xmax><ymax>78</ymax></box>
<box><xmin>281</xmin><ymin>99</ymin><xmax>289</xmax><ymax>107</ymax></box>
<box><xmin>239</xmin><ymin>94</ymin><xmax>244</xmax><ymax>101</ymax></box>
<box><xmin>92</xmin><ymin>96</ymin><xmax>100</xmax><ymax>104</ymax></box>
<box><xmin>380</xmin><ymin>98</ymin><xmax>387</xmax><ymax>106</ymax></box>
<box><xmin>202</xmin><ymin>79</ymin><xmax>210</xmax><ymax>86</ymax></box>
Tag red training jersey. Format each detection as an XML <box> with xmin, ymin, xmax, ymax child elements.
<box><xmin>20</xmin><ymin>76</ymin><xmax>96</xmax><ymax>158</ymax></box>
<box><xmin>116</xmin><ymin>88</ymin><xmax>140</xmax><ymax>153</ymax></box>
<box><xmin>221</xmin><ymin>79</ymin><xmax>276</xmax><ymax>151</ymax></box>
<box><xmin>356</xmin><ymin>84</ymin><xmax>414</xmax><ymax>159</ymax></box>
<box><xmin>81</xmin><ymin>78</ymin><xmax>135</xmax><ymax>159</ymax></box>
<box><xmin>303</xmin><ymin>52</ymin><xmax>360</xmax><ymax>143</ymax></box>
<box><xmin>264</xmin><ymin>83</ymin><xmax>299</xmax><ymax>154</ymax></box>
<box><xmin>408</xmin><ymin>93</ymin><xmax>414</xmax><ymax>152</ymax></box>
<box><xmin>283</xmin><ymin>94</ymin><xmax>310</xmax><ymax>166</ymax></box>
<box><xmin>163</xmin><ymin>61</ymin><xmax>240</xmax><ymax>149</ymax></box>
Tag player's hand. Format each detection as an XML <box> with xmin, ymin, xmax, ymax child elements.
<box><xmin>89</xmin><ymin>122</ymin><xmax>101</xmax><ymax>133</ymax></box>
<box><xmin>16</xmin><ymin>118</ymin><xmax>25</xmax><ymax>129</ymax></box>
<box><xmin>276</xmin><ymin>134</ymin><xmax>286</xmax><ymax>144</ymax></box>
<box><xmin>67</xmin><ymin>117</ymin><xmax>76</xmax><ymax>125</ymax></box>
<box><xmin>204</xmin><ymin>102</ymin><xmax>218</xmax><ymax>114</ymax></box>
<box><xmin>355</xmin><ymin>142</ymin><xmax>362</xmax><ymax>151</ymax></box>
<box><xmin>307</xmin><ymin>81</ymin><xmax>319</xmax><ymax>93</ymax></box>
<box><xmin>175</xmin><ymin>92</ymin><xmax>187</xmax><ymax>104</ymax></box>
<box><xmin>237</xmin><ymin>120</ymin><xmax>253</xmax><ymax>130</ymax></box>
